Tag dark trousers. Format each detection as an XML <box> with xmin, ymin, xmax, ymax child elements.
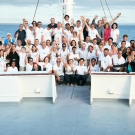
<box><xmin>65</xmin><ymin>74</ymin><xmax>75</xmax><ymax>84</ymax></box>
<box><xmin>75</xmin><ymin>74</ymin><xmax>87</xmax><ymax>86</ymax></box>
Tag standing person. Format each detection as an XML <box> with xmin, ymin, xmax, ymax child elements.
<box><xmin>92</xmin><ymin>16</ymin><xmax>104</xmax><ymax>45</ymax></box>
<box><xmin>14</xmin><ymin>24</ymin><xmax>26</xmax><ymax>46</ymax></box>
<box><xmin>24</xmin><ymin>24</ymin><xmax>35</xmax><ymax>45</ymax></box>
<box><xmin>83</xmin><ymin>18</ymin><xmax>90</xmax><ymax>41</ymax></box>
<box><xmin>53</xmin><ymin>58</ymin><xmax>65</xmax><ymax>85</ymax></box>
<box><xmin>16</xmin><ymin>47</ymin><xmax>27</xmax><ymax>71</ymax></box>
<box><xmin>63</xmin><ymin>15</ymin><xmax>71</xmax><ymax>27</ymax></box>
<box><xmin>84</xmin><ymin>36</ymin><xmax>93</xmax><ymax>49</ymax></box>
<box><xmin>99</xmin><ymin>48</ymin><xmax>112</xmax><ymax>72</ymax></box>
<box><xmin>6</xmin><ymin>44</ymin><xmax>19</xmax><ymax>70</ymax></box>
<box><xmin>35</xmin><ymin>39</ymin><xmax>41</xmax><ymax>50</ymax></box>
<box><xmin>34</xmin><ymin>21</ymin><xmax>43</xmax><ymax>44</ymax></box>
<box><xmin>42</xmin><ymin>24</ymin><xmax>54</xmax><ymax>42</ymax></box>
<box><xmin>122</xmin><ymin>47</ymin><xmax>132</xmax><ymax>60</ymax></box>
<box><xmin>64</xmin><ymin>59</ymin><xmax>76</xmax><ymax>86</ymax></box>
<box><xmin>112</xmin><ymin>50</ymin><xmax>125</xmax><ymax>72</ymax></box>
<box><xmin>16</xmin><ymin>40</ymin><xmax>22</xmax><ymax>51</ymax></box>
<box><xmin>118</xmin><ymin>35</ymin><xmax>130</xmax><ymax>48</ymax></box>
<box><xmin>104</xmin><ymin>23</ymin><xmax>111</xmax><ymax>43</ymax></box>
<box><xmin>85</xmin><ymin>23</ymin><xmax>102</xmax><ymax>41</ymax></box>
<box><xmin>118</xmin><ymin>41</ymin><xmax>127</xmax><ymax>54</ymax></box>
<box><xmin>0</xmin><ymin>50</ymin><xmax>6</xmax><ymax>72</ymax></box>
<box><xmin>104</xmin><ymin>37</ymin><xmax>113</xmax><ymax>52</ymax></box>
<box><xmin>75</xmin><ymin>58</ymin><xmax>89</xmax><ymax>86</ymax></box>
<box><xmin>111</xmin><ymin>23</ymin><xmax>120</xmax><ymax>45</ymax></box>
<box><xmin>4</xmin><ymin>33</ymin><xmax>15</xmax><ymax>46</ymax></box>
<box><xmin>49</xmin><ymin>18</ymin><xmax>57</xmax><ymax>41</ymax></box>
<box><xmin>7</xmin><ymin>61</ymin><xmax>18</xmax><ymax>72</ymax></box>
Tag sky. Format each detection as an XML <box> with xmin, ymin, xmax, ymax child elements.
<box><xmin>0</xmin><ymin>0</ymin><xmax>135</xmax><ymax>24</ymax></box>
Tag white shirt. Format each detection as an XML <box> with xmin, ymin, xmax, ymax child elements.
<box><xmin>35</xmin><ymin>27</ymin><xmax>43</xmax><ymax>43</ymax></box>
<box><xmin>65</xmin><ymin>65</ymin><xmax>75</xmax><ymax>75</ymax></box>
<box><xmin>79</xmin><ymin>49</ymin><xmax>88</xmax><ymax>60</ymax></box>
<box><xmin>42</xmin><ymin>28</ymin><xmax>52</xmax><ymax>42</ymax></box>
<box><xmin>111</xmin><ymin>29</ymin><xmax>119</xmax><ymax>42</ymax></box>
<box><xmin>87</xmin><ymin>51</ymin><xmax>96</xmax><ymax>61</ymax></box>
<box><xmin>26</xmin><ymin>29</ymin><xmax>34</xmax><ymax>44</ymax></box>
<box><xmin>90</xmin><ymin>64</ymin><xmax>99</xmax><ymax>72</ymax></box>
<box><xmin>19</xmin><ymin>52</ymin><xmax>26</xmax><ymax>67</ymax></box>
<box><xmin>30</xmin><ymin>51</ymin><xmax>39</xmax><ymax>62</ymax></box>
<box><xmin>69</xmin><ymin>53</ymin><xmax>80</xmax><ymax>66</ymax></box>
<box><xmin>53</xmin><ymin>64</ymin><xmax>64</xmax><ymax>76</ymax></box>
<box><xmin>104</xmin><ymin>45</ymin><xmax>112</xmax><ymax>52</ymax></box>
<box><xmin>118</xmin><ymin>41</ymin><xmax>130</xmax><ymax>48</ymax></box>
<box><xmin>112</xmin><ymin>55</ymin><xmax>125</xmax><ymax>70</ymax></box>
<box><xmin>54</xmin><ymin>28</ymin><xmax>62</xmax><ymax>44</ymax></box>
<box><xmin>74</xmin><ymin>26</ymin><xmax>84</xmax><ymax>40</ymax></box>
<box><xmin>7</xmin><ymin>67</ymin><xmax>18</xmax><ymax>72</ymax></box>
<box><xmin>16</xmin><ymin>46</ymin><xmax>22</xmax><ymax>51</ymax></box>
<box><xmin>76</xmin><ymin>65</ymin><xmax>88</xmax><ymax>75</ymax></box>
<box><xmin>60</xmin><ymin>49</ymin><xmax>69</xmax><ymax>60</ymax></box>
<box><xmin>92</xmin><ymin>44</ymin><xmax>99</xmax><ymax>51</ymax></box>
<box><xmin>38</xmin><ymin>62</ymin><xmax>52</xmax><ymax>72</ymax></box>
<box><xmin>85</xmin><ymin>42</ymin><xmax>93</xmax><ymax>49</ymax></box>
<box><xmin>24</xmin><ymin>45</ymin><xmax>32</xmax><ymax>52</ymax></box>
<box><xmin>88</xmin><ymin>28</ymin><xmax>98</xmax><ymax>40</ymax></box>
<box><xmin>50</xmin><ymin>51</ymin><xmax>60</xmax><ymax>66</ymax></box>
<box><xmin>26</xmin><ymin>63</ymin><xmax>33</xmax><ymax>71</ymax></box>
<box><xmin>63</xmin><ymin>20</ymin><xmax>71</xmax><ymax>29</ymax></box>
<box><xmin>99</xmin><ymin>54</ymin><xmax>112</xmax><ymax>71</ymax></box>
<box><xmin>39</xmin><ymin>47</ymin><xmax>50</xmax><ymax>61</ymax></box>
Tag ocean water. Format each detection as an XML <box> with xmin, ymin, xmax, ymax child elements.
<box><xmin>0</xmin><ymin>24</ymin><xmax>135</xmax><ymax>41</ymax></box>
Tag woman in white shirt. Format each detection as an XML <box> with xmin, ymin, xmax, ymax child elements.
<box><xmin>64</xmin><ymin>59</ymin><xmax>76</xmax><ymax>86</ymax></box>
<box><xmin>0</xmin><ymin>50</ymin><xmax>6</xmax><ymax>72</ymax></box>
<box><xmin>75</xmin><ymin>58</ymin><xmax>89</xmax><ymax>86</ymax></box>
<box><xmin>50</xmin><ymin>44</ymin><xmax>59</xmax><ymax>66</ymax></box>
<box><xmin>30</xmin><ymin>45</ymin><xmax>39</xmax><ymax>63</ymax></box>
<box><xmin>7</xmin><ymin>61</ymin><xmax>18</xmax><ymax>72</ymax></box>
<box><xmin>42</xmin><ymin>56</ymin><xmax>52</xmax><ymax>73</ymax></box>
<box><xmin>111</xmin><ymin>23</ymin><xmax>119</xmax><ymax>45</ymax></box>
<box><xmin>69</xmin><ymin>40</ymin><xmax>79</xmax><ymax>53</ymax></box>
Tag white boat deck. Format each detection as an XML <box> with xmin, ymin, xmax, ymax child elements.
<box><xmin>0</xmin><ymin>85</ymin><xmax>135</xmax><ymax>135</ymax></box>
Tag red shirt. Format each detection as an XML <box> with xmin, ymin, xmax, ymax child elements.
<box><xmin>104</xmin><ymin>28</ymin><xmax>111</xmax><ymax>41</ymax></box>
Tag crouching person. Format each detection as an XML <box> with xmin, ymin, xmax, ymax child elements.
<box><xmin>53</xmin><ymin>58</ymin><xmax>64</xmax><ymax>85</ymax></box>
<box><xmin>75</xmin><ymin>58</ymin><xmax>90</xmax><ymax>86</ymax></box>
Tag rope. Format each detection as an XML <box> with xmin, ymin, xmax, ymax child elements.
<box><xmin>33</xmin><ymin>0</ymin><xmax>40</xmax><ymax>21</ymax></box>
<box><xmin>105</xmin><ymin>0</ymin><xmax>113</xmax><ymax>20</ymax></box>
<box><xmin>99</xmin><ymin>0</ymin><xmax>107</xmax><ymax>21</ymax></box>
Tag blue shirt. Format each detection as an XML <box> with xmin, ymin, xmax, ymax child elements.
<box><xmin>4</xmin><ymin>39</ymin><xmax>14</xmax><ymax>46</ymax></box>
<box><xmin>128</xmin><ymin>64</ymin><xmax>132</xmax><ymax>72</ymax></box>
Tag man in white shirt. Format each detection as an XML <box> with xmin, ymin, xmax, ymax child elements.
<box><xmin>24</xmin><ymin>39</ymin><xmax>32</xmax><ymax>53</ymax></box>
<box><xmin>25</xmin><ymin>24</ymin><xmax>35</xmax><ymax>44</ymax></box>
<box><xmin>53</xmin><ymin>58</ymin><xmax>64</xmax><ymax>85</ymax></box>
<box><xmin>42</xmin><ymin>24</ymin><xmax>54</xmax><ymax>42</ymax></box>
<box><xmin>54</xmin><ymin>22</ymin><xmax>63</xmax><ymax>44</ymax></box>
<box><xmin>118</xmin><ymin>34</ymin><xmax>130</xmax><ymax>48</ymax></box>
<box><xmin>34</xmin><ymin>21</ymin><xmax>43</xmax><ymax>44</ymax></box>
<box><xmin>75</xmin><ymin>58</ymin><xmax>90</xmax><ymax>86</ymax></box>
<box><xmin>104</xmin><ymin>37</ymin><xmax>113</xmax><ymax>52</ymax></box>
<box><xmin>112</xmin><ymin>50</ymin><xmax>125</xmax><ymax>72</ymax></box>
<box><xmin>99</xmin><ymin>48</ymin><xmax>112</xmax><ymax>72</ymax></box>
<box><xmin>39</xmin><ymin>42</ymin><xmax>50</xmax><ymax>62</ymax></box>
<box><xmin>79</xmin><ymin>43</ymin><xmax>88</xmax><ymax>65</ymax></box>
<box><xmin>7</xmin><ymin>61</ymin><xmax>18</xmax><ymax>72</ymax></box>
<box><xmin>84</xmin><ymin>36</ymin><xmax>93</xmax><ymax>49</ymax></box>
<box><xmin>16</xmin><ymin>40</ymin><xmax>22</xmax><ymax>51</ymax></box>
<box><xmin>35</xmin><ymin>39</ymin><xmax>41</xmax><ymax>50</ymax></box>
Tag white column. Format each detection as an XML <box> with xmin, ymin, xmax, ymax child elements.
<box><xmin>65</xmin><ymin>0</ymin><xmax>73</xmax><ymax>18</ymax></box>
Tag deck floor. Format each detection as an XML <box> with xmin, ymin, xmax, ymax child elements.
<box><xmin>0</xmin><ymin>85</ymin><xmax>135</xmax><ymax>135</ymax></box>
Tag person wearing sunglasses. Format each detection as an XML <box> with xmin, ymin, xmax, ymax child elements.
<box><xmin>53</xmin><ymin>58</ymin><xmax>65</xmax><ymax>85</ymax></box>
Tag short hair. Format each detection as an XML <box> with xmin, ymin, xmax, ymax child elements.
<box><xmin>121</xmin><ymin>41</ymin><xmax>126</xmax><ymax>44</ymax></box>
<box><xmin>104</xmin><ymin>48</ymin><xmax>109</xmax><ymax>51</ymax></box>
<box><xmin>79</xmin><ymin>58</ymin><xmax>84</xmax><ymax>62</ymax></box>
<box><xmin>47</xmin><ymin>24</ymin><xmax>52</xmax><ymax>29</ymax></box>
<box><xmin>64</xmin><ymin>15</ymin><xmax>69</xmax><ymax>18</ymax></box>
<box><xmin>91</xmin><ymin>58</ymin><xmax>96</xmax><ymax>62</ymax></box>
<box><xmin>91</xmin><ymin>23</ymin><xmax>95</xmax><ymax>27</ymax></box>
<box><xmin>111</xmin><ymin>23</ymin><xmax>118</xmax><ymax>29</ymax></box>
<box><xmin>66</xmin><ymin>23</ymin><xmax>70</xmax><ymax>26</ymax></box>
<box><xmin>35</xmin><ymin>39</ymin><xmax>39</xmax><ymax>41</ymax></box>
<box><xmin>72</xmin><ymin>46</ymin><xmax>76</xmax><ymax>50</ymax></box>
<box><xmin>28</xmin><ymin>57</ymin><xmax>33</xmax><ymax>62</ymax></box>
<box><xmin>70</xmin><ymin>26</ymin><xmax>74</xmax><ymax>29</ymax></box>
<box><xmin>108</xmin><ymin>37</ymin><xmax>113</xmax><ymax>41</ymax></box>
<box><xmin>123</xmin><ymin>34</ymin><xmax>128</xmax><ymax>38</ymax></box>
<box><xmin>21</xmin><ymin>47</ymin><xmax>26</xmax><ymax>50</ymax></box>
<box><xmin>73</xmin><ymin>31</ymin><xmax>77</xmax><ymax>35</ymax></box>
<box><xmin>93</xmin><ymin>38</ymin><xmax>97</xmax><ymax>41</ymax></box>
<box><xmin>77</xmin><ymin>20</ymin><xmax>81</xmax><ymax>23</ymax></box>
<box><xmin>130</xmin><ymin>40</ymin><xmax>135</xmax><ymax>43</ymax></box>
<box><xmin>38</xmin><ymin>21</ymin><xmax>42</xmax><ymax>24</ymax></box>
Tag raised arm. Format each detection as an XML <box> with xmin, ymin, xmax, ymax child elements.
<box><xmin>108</xmin><ymin>13</ymin><xmax>121</xmax><ymax>25</ymax></box>
<box><xmin>92</xmin><ymin>15</ymin><xmax>98</xmax><ymax>25</ymax></box>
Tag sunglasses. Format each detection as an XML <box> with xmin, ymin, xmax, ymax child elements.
<box><xmin>62</xmin><ymin>46</ymin><xmax>66</xmax><ymax>47</ymax></box>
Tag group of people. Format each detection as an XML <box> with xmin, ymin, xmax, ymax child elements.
<box><xmin>0</xmin><ymin>13</ymin><xmax>135</xmax><ymax>86</ymax></box>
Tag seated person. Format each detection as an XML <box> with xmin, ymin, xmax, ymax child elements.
<box><xmin>64</xmin><ymin>59</ymin><xmax>76</xmax><ymax>86</ymax></box>
<box><xmin>32</xmin><ymin>63</ymin><xmax>42</xmax><ymax>71</ymax></box>
<box><xmin>75</xmin><ymin>58</ymin><xmax>90</xmax><ymax>86</ymax></box>
<box><xmin>7</xmin><ymin>60</ymin><xmax>18</xmax><ymax>72</ymax></box>
<box><xmin>53</xmin><ymin>58</ymin><xmax>64</xmax><ymax>85</ymax></box>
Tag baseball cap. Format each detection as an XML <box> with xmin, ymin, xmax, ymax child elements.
<box><xmin>7</xmin><ymin>33</ymin><xmax>11</xmax><ymax>36</ymax></box>
<box><xmin>29</xmin><ymin>24</ymin><xmax>33</xmax><ymax>27</ymax></box>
